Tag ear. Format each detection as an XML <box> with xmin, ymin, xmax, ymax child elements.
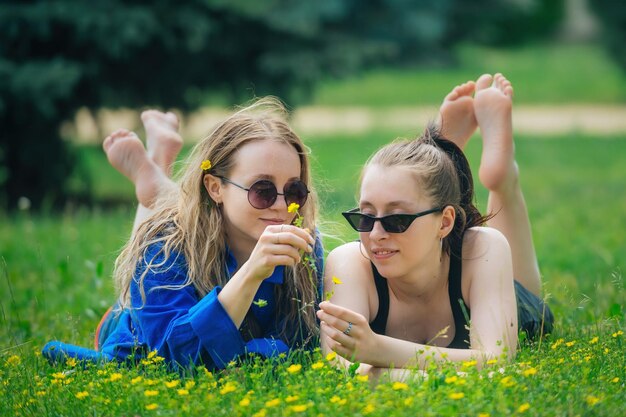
<box><xmin>203</xmin><ymin>174</ymin><xmax>223</xmax><ymax>204</ymax></box>
<box><xmin>439</xmin><ymin>205</ymin><xmax>456</xmax><ymax>239</ymax></box>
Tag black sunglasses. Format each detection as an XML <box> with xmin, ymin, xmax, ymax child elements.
<box><xmin>215</xmin><ymin>176</ymin><xmax>309</xmax><ymax>210</ymax></box>
<box><xmin>342</xmin><ymin>207</ymin><xmax>443</xmax><ymax>233</ymax></box>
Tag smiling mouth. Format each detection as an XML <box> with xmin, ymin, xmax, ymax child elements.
<box><xmin>372</xmin><ymin>249</ymin><xmax>398</xmax><ymax>258</ymax></box>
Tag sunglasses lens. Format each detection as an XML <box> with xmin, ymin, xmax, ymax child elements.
<box><xmin>248</xmin><ymin>180</ymin><xmax>277</xmax><ymax>209</ymax></box>
<box><xmin>380</xmin><ymin>215</ymin><xmax>412</xmax><ymax>233</ymax></box>
<box><xmin>344</xmin><ymin>213</ymin><xmax>374</xmax><ymax>232</ymax></box>
<box><xmin>285</xmin><ymin>180</ymin><xmax>309</xmax><ymax>207</ymax></box>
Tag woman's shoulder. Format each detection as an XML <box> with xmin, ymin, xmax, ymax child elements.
<box><xmin>462</xmin><ymin>226</ymin><xmax>511</xmax><ymax>262</ymax></box>
<box><xmin>325</xmin><ymin>241</ymin><xmax>372</xmax><ymax>281</ymax></box>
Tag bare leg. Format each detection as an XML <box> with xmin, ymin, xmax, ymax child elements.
<box><xmin>438</xmin><ymin>80</ymin><xmax>478</xmax><ymax>149</ymax></box>
<box><xmin>141</xmin><ymin>110</ymin><xmax>183</xmax><ymax>176</ymax></box>
<box><xmin>474</xmin><ymin>73</ymin><xmax>541</xmax><ymax>296</ymax></box>
<box><xmin>102</xmin><ymin>129</ymin><xmax>168</xmax><ymax>208</ymax></box>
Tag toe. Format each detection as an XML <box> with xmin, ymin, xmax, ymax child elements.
<box><xmin>475</xmin><ymin>74</ymin><xmax>493</xmax><ymax>91</ymax></box>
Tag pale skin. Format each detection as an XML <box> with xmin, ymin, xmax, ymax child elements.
<box><xmin>318</xmin><ymin>73</ymin><xmax>540</xmax><ymax>381</ymax></box>
<box><xmin>103</xmin><ymin>113</ymin><xmax>314</xmax><ymax>330</ymax></box>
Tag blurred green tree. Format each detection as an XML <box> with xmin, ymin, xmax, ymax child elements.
<box><xmin>0</xmin><ymin>0</ymin><xmax>565</xmax><ymax>210</ymax></box>
<box><xmin>590</xmin><ymin>0</ymin><xmax>626</xmax><ymax>71</ymax></box>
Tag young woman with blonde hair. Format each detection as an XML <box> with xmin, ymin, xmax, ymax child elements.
<box><xmin>44</xmin><ymin>97</ymin><xmax>323</xmax><ymax>370</ymax></box>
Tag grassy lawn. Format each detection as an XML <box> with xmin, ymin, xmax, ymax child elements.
<box><xmin>1</xmin><ymin>132</ymin><xmax>625</xmax><ymax>415</ymax></box>
<box><xmin>311</xmin><ymin>43</ymin><xmax>626</xmax><ymax>106</ymax></box>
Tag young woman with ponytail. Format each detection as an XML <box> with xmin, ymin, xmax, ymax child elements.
<box><xmin>318</xmin><ymin>74</ymin><xmax>553</xmax><ymax>379</ymax></box>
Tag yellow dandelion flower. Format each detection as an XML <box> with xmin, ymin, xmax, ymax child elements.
<box><xmin>36</xmin><ymin>391</ymin><xmax>46</xmax><ymax>397</ymax></box>
<box><xmin>586</xmin><ymin>396</ymin><xmax>600</xmax><ymax>406</ymax></box>
<box><xmin>75</xmin><ymin>391</ymin><xmax>89</xmax><ymax>399</ymax></box>
<box><xmin>612</xmin><ymin>330</ymin><xmax>623</xmax><ymax>337</ymax></box>
<box><xmin>332</xmin><ymin>276</ymin><xmax>343</xmax><ymax>285</ymax></box>
<box><xmin>363</xmin><ymin>403</ymin><xmax>375</xmax><ymax>414</ymax></box>
<box><xmin>165</xmin><ymin>380</ymin><xmax>180</xmax><ymax>388</ymax></box>
<box><xmin>145</xmin><ymin>403</ymin><xmax>158</xmax><ymax>410</ymax></box>
<box><xmin>252</xmin><ymin>299</ymin><xmax>268</xmax><ymax>308</ymax></box>
<box><xmin>287</xmin><ymin>364</ymin><xmax>302</xmax><ymax>374</ymax></box>
<box><xmin>589</xmin><ymin>336</ymin><xmax>599</xmax><ymax>344</ymax></box>
<box><xmin>144</xmin><ymin>378</ymin><xmax>158</xmax><ymax>386</ymax></box>
<box><xmin>522</xmin><ymin>368</ymin><xmax>537</xmax><ymax>377</ymax></box>
<box><xmin>66</xmin><ymin>358</ymin><xmax>77</xmax><ymax>368</ymax></box>
<box><xmin>478</xmin><ymin>413</ymin><xmax>490</xmax><ymax>417</ymax></box>
<box><xmin>287</xmin><ymin>203</ymin><xmax>300</xmax><ymax>213</ymax></box>
<box><xmin>449</xmin><ymin>392</ymin><xmax>465</xmax><ymax>400</ymax></box>
<box><xmin>445</xmin><ymin>376</ymin><xmax>458</xmax><ymax>384</ymax></box>
<box><xmin>109</xmin><ymin>373</ymin><xmax>123</xmax><ymax>382</ymax></box>
<box><xmin>462</xmin><ymin>360</ymin><xmax>477</xmax><ymax>368</ymax></box>
<box><xmin>517</xmin><ymin>403</ymin><xmax>530</xmax><ymax>413</ymax></box>
<box><xmin>177</xmin><ymin>389</ymin><xmax>189</xmax><ymax>396</ymax></box>
<box><xmin>392</xmin><ymin>382</ymin><xmax>408</xmax><ymax>391</ymax></box>
<box><xmin>290</xmin><ymin>404</ymin><xmax>309</xmax><ymax>412</ymax></box>
<box><xmin>239</xmin><ymin>398</ymin><xmax>251</xmax><ymax>407</ymax></box>
<box><xmin>253</xmin><ymin>409</ymin><xmax>267</xmax><ymax>417</ymax></box>
<box><xmin>550</xmin><ymin>338</ymin><xmax>564</xmax><ymax>349</ymax></box>
<box><xmin>500</xmin><ymin>376</ymin><xmax>516</xmax><ymax>387</ymax></box>
<box><xmin>131</xmin><ymin>376</ymin><xmax>142</xmax><ymax>384</ymax></box>
<box><xmin>311</xmin><ymin>361</ymin><xmax>324</xmax><ymax>370</ymax></box>
<box><xmin>147</xmin><ymin>350</ymin><xmax>158</xmax><ymax>359</ymax></box>
<box><xmin>52</xmin><ymin>372</ymin><xmax>66</xmax><ymax>380</ymax></box>
<box><xmin>404</xmin><ymin>397</ymin><xmax>414</xmax><ymax>406</ymax></box>
<box><xmin>612</xmin><ymin>377</ymin><xmax>619</xmax><ymax>383</ymax></box>
<box><xmin>325</xmin><ymin>351</ymin><xmax>337</xmax><ymax>362</ymax></box>
<box><xmin>220</xmin><ymin>382</ymin><xmax>237</xmax><ymax>395</ymax></box>
<box><xmin>565</xmin><ymin>341</ymin><xmax>576</xmax><ymax>347</ymax></box>
<box><xmin>356</xmin><ymin>374</ymin><xmax>369</xmax><ymax>383</ymax></box>
<box><xmin>265</xmin><ymin>398</ymin><xmax>281</xmax><ymax>407</ymax></box>
<box><xmin>201</xmin><ymin>160</ymin><xmax>212</xmax><ymax>171</ymax></box>
<box><xmin>286</xmin><ymin>395</ymin><xmax>299</xmax><ymax>403</ymax></box>
<box><xmin>144</xmin><ymin>390</ymin><xmax>159</xmax><ymax>397</ymax></box>
<box><xmin>7</xmin><ymin>355</ymin><xmax>21</xmax><ymax>365</ymax></box>
<box><xmin>330</xmin><ymin>395</ymin><xmax>342</xmax><ymax>403</ymax></box>
<box><xmin>486</xmin><ymin>359</ymin><xmax>498</xmax><ymax>365</ymax></box>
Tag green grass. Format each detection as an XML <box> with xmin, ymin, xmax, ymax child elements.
<box><xmin>1</xmin><ymin>133</ymin><xmax>625</xmax><ymax>415</ymax></box>
<box><xmin>312</xmin><ymin>43</ymin><xmax>626</xmax><ymax>106</ymax></box>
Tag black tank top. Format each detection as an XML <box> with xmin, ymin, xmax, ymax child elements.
<box><xmin>369</xmin><ymin>252</ymin><xmax>471</xmax><ymax>349</ymax></box>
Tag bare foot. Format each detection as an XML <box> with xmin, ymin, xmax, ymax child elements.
<box><xmin>438</xmin><ymin>81</ymin><xmax>477</xmax><ymax>149</ymax></box>
<box><xmin>474</xmin><ymin>73</ymin><xmax>517</xmax><ymax>191</ymax></box>
<box><xmin>141</xmin><ymin>110</ymin><xmax>183</xmax><ymax>176</ymax></box>
<box><xmin>103</xmin><ymin>129</ymin><xmax>163</xmax><ymax>207</ymax></box>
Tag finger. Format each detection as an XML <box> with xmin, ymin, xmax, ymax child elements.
<box><xmin>272</xmin><ymin>231</ymin><xmax>313</xmax><ymax>253</ymax></box>
<box><xmin>269</xmin><ymin>244</ymin><xmax>302</xmax><ymax>264</ymax></box>
<box><xmin>271</xmin><ymin>224</ymin><xmax>316</xmax><ymax>245</ymax></box>
<box><xmin>318</xmin><ymin>301</ymin><xmax>363</xmax><ymax>323</ymax></box>
<box><xmin>317</xmin><ymin>310</ymin><xmax>350</xmax><ymax>333</ymax></box>
<box><xmin>321</xmin><ymin>321</ymin><xmax>355</xmax><ymax>349</ymax></box>
<box><xmin>324</xmin><ymin>335</ymin><xmax>356</xmax><ymax>361</ymax></box>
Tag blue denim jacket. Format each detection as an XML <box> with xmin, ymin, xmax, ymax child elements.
<box><xmin>43</xmin><ymin>237</ymin><xmax>324</xmax><ymax>370</ymax></box>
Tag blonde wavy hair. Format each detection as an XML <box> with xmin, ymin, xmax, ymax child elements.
<box><xmin>113</xmin><ymin>97</ymin><xmax>320</xmax><ymax>345</ymax></box>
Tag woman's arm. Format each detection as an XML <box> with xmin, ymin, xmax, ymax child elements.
<box><xmin>318</xmin><ymin>228</ymin><xmax>518</xmax><ymax>370</ymax></box>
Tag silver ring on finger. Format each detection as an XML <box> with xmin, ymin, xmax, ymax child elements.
<box><xmin>343</xmin><ymin>321</ymin><xmax>353</xmax><ymax>336</ymax></box>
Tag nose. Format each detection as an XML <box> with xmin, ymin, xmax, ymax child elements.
<box><xmin>269</xmin><ymin>190</ymin><xmax>288</xmax><ymax>211</ymax></box>
<box><xmin>367</xmin><ymin>219</ymin><xmax>388</xmax><ymax>240</ymax></box>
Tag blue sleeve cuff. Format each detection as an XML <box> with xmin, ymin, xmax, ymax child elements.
<box><xmin>42</xmin><ymin>341</ymin><xmax>114</xmax><ymax>364</ymax></box>
<box><xmin>187</xmin><ymin>287</ymin><xmax>245</xmax><ymax>369</ymax></box>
